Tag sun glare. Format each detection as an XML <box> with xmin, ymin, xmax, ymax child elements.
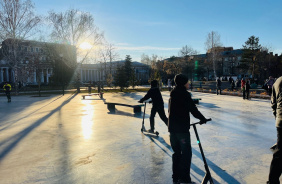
<box><xmin>81</xmin><ymin>101</ymin><xmax>94</xmax><ymax>139</ymax></box>
<box><xmin>79</xmin><ymin>42</ymin><xmax>92</xmax><ymax>50</ymax></box>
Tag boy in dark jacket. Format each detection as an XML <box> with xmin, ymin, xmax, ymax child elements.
<box><xmin>138</xmin><ymin>80</ymin><xmax>168</xmax><ymax>132</ymax></box>
<box><xmin>168</xmin><ymin>74</ymin><xmax>208</xmax><ymax>184</ymax></box>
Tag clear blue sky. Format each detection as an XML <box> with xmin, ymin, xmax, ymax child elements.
<box><xmin>33</xmin><ymin>0</ymin><xmax>282</xmax><ymax>62</ymax></box>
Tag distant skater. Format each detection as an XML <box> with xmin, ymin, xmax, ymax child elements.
<box><xmin>231</xmin><ymin>79</ymin><xmax>235</xmax><ymax>91</ymax></box>
<box><xmin>168</xmin><ymin>74</ymin><xmax>208</xmax><ymax>184</ymax></box>
<box><xmin>266</xmin><ymin>76</ymin><xmax>275</xmax><ymax>96</ymax></box>
<box><xmin>241</xmin><ymin>78</ymin><xmax>246</xmax><ymax>99</ymax></box>
<box><xmin>245</xmin><ymin>79</ymin><xmax>250</xmax><ymax>100</ymax></box>
<box><xmin>3</xmin><ymin>82</ymin><xmax>11</xmax><ymax>102</ymax></box>
<box><xmin>267</xmin><ymin>76</ymin><xmax>282</xmax><ymax>184</ymax></box>
<box><xmin>138</xmin><ymin>80</ymin><xmax>168</xmax><ymax>133</ymax></box>
<box><xmin>168</xmin><ymin>79</ymin><xmax>172</xmax><ymax>91</ymax></box>
<box><xmin>216</xmin><ymin>77</ymin><xmax>221</xmax><ymax>95</ymax></box>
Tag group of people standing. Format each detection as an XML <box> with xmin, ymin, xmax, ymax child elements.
<box><xmin>216</xmin><ymin>77</ymin><xmax>251</xmax><ymax>100</ymax></box>
<box><xmin>139</xmin><ymin>74</ymin><xmax>282</xmax><ymax>183</ymax></box>
<box><xmin>241</xmin><ymin>78</ymin><xmax>251</xmax><ymax>100</ymax></box>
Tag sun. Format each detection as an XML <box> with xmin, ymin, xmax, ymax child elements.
<box><xmin>79</xmin><ymin>42</ymin><xmax>92</xmax><ymax>50</ymax></box>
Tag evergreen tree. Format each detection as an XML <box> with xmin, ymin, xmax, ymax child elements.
<box><xmin>124</xmin><ymin>55</ymin><xmax>133</xmax><ymax>81</ymax></box>
<box><xmin>114</xmin><ymin>64</ymin><xmax>127</xmax><ymax>91</ymax></box>
<box><xmin>240</xmin><ymin>35</ymin><xmax>262</xmax><ymax>80</ymax></box>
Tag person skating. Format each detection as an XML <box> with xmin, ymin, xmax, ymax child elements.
<box><xmin>266</xmin><ymin>76</ymin><xmax>275</xmax><ymax>96</ymax></box>
<box><xmin>168</xmin><ymin>74</ymin><xmax>208</xmax><ymax>184</ymax></box>
<box><xmin>241</xmin><ymin>78</ymin><xmax>246</xmax><ymax>99</ymax></box>
<box><xmin>245</xmin><ymin>79</ymin><xmax>251</xmax><ymax>100</ymax></box>
<box><xmin>216</xmin><ymin>77</ymin><xmax>222</xmax><ymax>95</ymax></box>
<box><xmin>267</xmin><ymin>76</ymin><xmax>282</xmax><ymax>184</ymax></box>
<box><xmin>231</xmin><ymin>79</ymin><xmax>235</xmax><ymax>91</ymax></box>
<box><xmin>3</xmin><ymin>82</ymin><xmax>12</xmax><ymax>102</ymax></box>
<box><xmin>138</xmin><ymin>80</ymin><xmax>168</xmax><ymax>133</ymax></box>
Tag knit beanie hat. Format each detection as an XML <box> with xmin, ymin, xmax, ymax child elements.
<box><xmin>151</xmin><ymin>80</ymin><xmax>158</xmax><ymax>87</ymax></box>
<box><xmin>174</xmin><ymin>74</ymin><xmax>188</xmax><ymax>86</ymax></box>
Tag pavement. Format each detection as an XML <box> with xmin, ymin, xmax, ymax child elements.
<box><xmin>0</xmin><ymin>91</ymin><xmax>279</xmax><ymax>184</ymax></box>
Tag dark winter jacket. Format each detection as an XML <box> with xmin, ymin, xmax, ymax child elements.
<box><xmin>271</xmin><ymin>76</ymin><xmax>282</xmax><ymax>128</ymax></box>
<box><xmin>168</xmin><ymin>86</ymin><xmax>206</xmax><ymax>133</ymax></box>
<box><xmin>245</xmin><ymin>81</ymin><xmax>250</xmax><ymax>91</ymax></box>
<box><xmin>216</xmin><ymin>79</ymin><xmax>221</xmax><ymax>87</ymax></box>
<box><xmin>139</xmin><ymin>87</ymin><xmax>164</xmax><ymax>107</ymax></box>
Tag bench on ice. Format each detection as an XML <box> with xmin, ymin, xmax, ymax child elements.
<box><xmin>82</xmin><ymin>92</ymin><xmax>104</xmax><ymax>99</ymax></box>
<box><xmin>105</xmin><ymin>102</ymin><xmax>144</xmax><ymax>113</ymax></box>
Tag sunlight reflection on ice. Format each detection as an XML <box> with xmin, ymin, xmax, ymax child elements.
<box><xmin>81</xmin><ymin>101</ymin><xmax>94</xmax><ymax>139</ymax></box>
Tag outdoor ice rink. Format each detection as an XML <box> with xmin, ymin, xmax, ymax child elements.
<box><xmin>0</xmin><ymin>91</ymin><xmax>279</xmax><ymax>184</ymax></box>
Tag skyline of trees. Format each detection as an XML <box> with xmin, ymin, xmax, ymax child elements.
<box><xmin>0</xmin><ymin>0</ymin><xmax>281</xmax><ymax>90</ymax></box>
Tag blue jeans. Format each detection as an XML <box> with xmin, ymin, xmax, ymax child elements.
<box><xmin>170</xmin><ymin>132</ymin><xmax>192</xmax><ymax>182</ymax></box>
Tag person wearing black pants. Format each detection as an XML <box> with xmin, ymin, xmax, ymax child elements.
<box><xmin>168</xmin><ymin>74</ymin><xmax>208</xmax><ymax>184</ymax></box>
<box><xmin>149</xmin><ymin>106</ymin><xmax>167</xmax><ymax>131</ymax></box>
<box><xmin>3</xmin><ymin>82</ymin><xmax>12</xmax><ymax>102</ymax></box>
<box><xmin>267</xmin><ymin>76</ymin><xmax>282</xmax><ymax>184</ymax></box>
<box><xmin>139</xmin><ymin>80</ymin><xmax>168</xmax><ymax>132</ymax></box>
<box><xmin>245</xmin><ymin>79</ymin><xmax>250</xmax><ymax>100</ymax></box>
<box><xmin>216</xmin><ymin>77</ymin><xmax>222</xmax><ymax>95</ymax></box>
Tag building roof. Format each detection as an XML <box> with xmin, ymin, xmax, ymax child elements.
<box><xmin>81</xmin><ymin>60</ymin><xmax>149</xmax><ymax>69</ymax></box>
<box><xmin>221</xmin><ymin>49</ymin><xmax>243</xmax><ymax>56</ymax></box>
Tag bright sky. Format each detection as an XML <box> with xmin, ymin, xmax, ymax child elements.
<box><xmin>33</xmin><ymin>0</ymin><xmax>282</xmax><ymax>62</ymax></box>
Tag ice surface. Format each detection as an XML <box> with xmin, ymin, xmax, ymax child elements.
<box><xmin>0</xmin><ymin>92</ymin><xmax>279</xmax><ymax>184</ymax></box>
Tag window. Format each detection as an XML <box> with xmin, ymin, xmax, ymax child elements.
<box><xmin>224</xmin><ymin>58</ymin><xmax>228</xmax><ymax>61</ymax></box>
<box><xmin>30</xmin><ymin>47</ymin><xmax>34</xmax><ymax>52</ymax></box>
<box><xmin>237</xmin><ymin>56</ymin><xmax>241</xmax><ymax>61</ymax></box>
<box><xmin>36</xmin><ymin>48</ymin><xmax>39</xmax><ymax>52</ymax></box>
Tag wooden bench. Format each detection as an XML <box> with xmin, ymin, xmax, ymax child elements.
<box><xmin>105</xmin><ymin>102</ymin><xmax>144</xmax><ymax>113</ymax></box>
<box><xmin>192</xmin><ymin>98</ymin><xmax>202</xmax><ymax>104</ymax></box>
<box><xmin>82</xmin><ymin>93</ymin><xmax>104</xmax><ymax>99</ymax></box>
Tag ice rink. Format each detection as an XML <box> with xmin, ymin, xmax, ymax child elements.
<box><xmin>0</xmin><ymin>91</ymin><xmax>279</xmax><ymax>184</ymax></box>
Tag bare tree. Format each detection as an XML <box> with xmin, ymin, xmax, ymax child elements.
<box><xmin>47</xmin><ymin>9</ymin><xmax>104</xmax><ymax>64</ymax></box>
<box><xmin>99</xmin><ymin>42</ymin><xmax>119</xmax><ymax>86</ymax></box>
<box><xmin>205</xmin><ymin>31</ymin><xmax>222</xmax><ymax>79</ymax></box>
<box><xmin>141</xmin><ymin>53</ymin><xmax>152</xmax><ymax>66</ymax></box>
<box><xmin>47</xmin><ymin>9</ymin><xmax>104</xmax><ymax>91</ymax></box>
<box><xmin>178</xmin><ymin>45</ymin><xmax>198</xmax><ymax>57</ymax></box>
<box><xmin>178</xmin><ymin>45</ymin><xmax>198</xmax><ymax>79</ymax></box>
<box><xmin>0</xmin><ymin>0</ymin><xmax>40</xmax><ymax>92</ymax></box>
